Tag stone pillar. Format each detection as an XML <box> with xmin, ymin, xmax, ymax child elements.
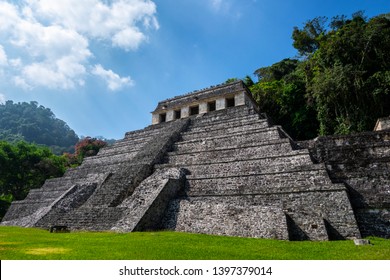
<box><xmin>152</xmin><ymin>113</ymin><xmax>160</xmax><ymax>125</ymax></box>
<box><xmin>181</xmin><ymin>106</ymin><xmax>190</xmax><ymax>118</ymax></box>
<box><xmin>199</xmin><ymin>102</ymin><xmax>208</xmax><ymax>114</ymax></box>
<box><xmin>216</xmin><ymin>98</ymin><xmax>226</xmax><ymax>110</ymax></box>
<box><xmin>166</xmin><ymin>110</ymin><xmax>174</xmax><ymax>122</ymax></box>
<box><xmin>235</xmin><ymin>92</ymin><xmax>246</xmax><ymax>106</ymax></box>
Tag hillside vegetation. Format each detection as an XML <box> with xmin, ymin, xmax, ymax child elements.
<box><xmin>246</xmin><ymin>12</ymin><xmax>390</xmax><ymax>140</ymax></box>
<box><xmin>0</xmin><ymin>101</ymin><xmax>79</xmax><ymax>154</ymax></box>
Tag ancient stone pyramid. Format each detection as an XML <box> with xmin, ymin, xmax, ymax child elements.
<box><xmin>4</xmin><ymin>80</ymin><xmax>388</xmax><ymax>240</ymax></box>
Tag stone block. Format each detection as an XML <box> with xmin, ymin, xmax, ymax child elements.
<box><xmin>354</xmin><ymin>239</ymin><xmax>371</xmax><ymax>245</ymax></box>
<box><xmin>199</xmin><ymin>102</ymin><xmax>208</xmax><ymax>114</ymax></box>
<box><xmin>181</xmin><ymin>106</ymin><xmax>190</xmax><ymax>118</ymax></box>
<box><xmin>235</xmin><ymin>92</ymin><xmax>246</xmax><ymax>106</ymax></box>
<box><xmin>152</xmin><ymin>113</ymin><xmax>160</xmax><ymax>125</ymax></box>
<box><xmin>166</xmin><ymin>110</ymin><xmax>175</xmax><ymax>122</ymax></box>
<box><xmin>216</xmin><ymin>98</ymin><xmax>226</xmax><ymax>110</ymax></box>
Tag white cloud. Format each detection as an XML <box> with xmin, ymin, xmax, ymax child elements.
<box><xmin>0</xmin><ymin>93</ymin><xmax>5</xmax><ymax>104</ymax></box>
<box><xmin>0</xmin><ymin>45</ymin><xmax>7</xmax><ymax>66</ymax></box>
<box><xmin>0</xmin><ymin>0</ymin><xmax>159</xmax><ymax>91</ymax></box>
<box><xmin>27</xmin><ymin>0</ymin><xmax>159</xmax><ymax>50</ymax></box>
<box><xmin>112</xmin><ymin>28</ymin><xmax>147</xmax><ymax>51</ymax></box>
<box><xmin>92</xmin><ymin>64</ymin><xmax>134</xmax><ymax>91</ymax></box>
<box><xmin>9</xmin><ymin>58</ymin><xmax>22</xmax><ymax>68</ymax></box>
<box><xmin>13</xmin><ymin>76</ymin><xmax>32</xmax><ymax>90</ymax></box>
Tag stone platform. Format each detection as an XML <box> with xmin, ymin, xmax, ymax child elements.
<box><xmin>3</xmin><ymin>81</ymin><xmax>385</xmax><ymax>240</ymax></box>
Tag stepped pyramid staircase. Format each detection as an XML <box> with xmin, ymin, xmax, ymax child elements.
<box><xmin>2</xmin><ymin>83</ymin><xmax>362</xmax><ymax>240</ymax></box>
<box><xmin>157</xmin><ymin>106</ymin><xmax>360</xmax><ymax>240</ymax></box>
<box><xmin>2</xmin><ymin>119</ymin><xmax>189</xmax><ymax>232</ymax></box>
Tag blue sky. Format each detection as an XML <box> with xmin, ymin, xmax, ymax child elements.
<box><xmin>0</xmin><ymin>0</ymin><xmax>389</xmax><ymax>140</ymax></box>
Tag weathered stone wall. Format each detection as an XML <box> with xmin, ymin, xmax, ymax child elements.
<box><xmin>162</xmin><ymin>189</ymin><xmax>358</xmax><ymax>240</ymax></box>
<box><xmin>163</xmin><ymin>197</ymin><xmax>289</xmax><ymax>239</ymax></box>
<box><xmin>158</xmin><ymin>105</ymin><xmax>361</xmax><ymax>240</ymax></box>
<box><xmin>112</xmin><ymin>168</ymin><xmax>186</xmax><ymax>232</ymax></box>
<box><xmin>304</xmin><ymin>131</ymin><xmax>390</xmax><ymax>238</ymax></box>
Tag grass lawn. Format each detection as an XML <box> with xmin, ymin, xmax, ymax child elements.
<box><xmin>0</xmin><ymin>226</ymin><xmax>389</xmax><ymax>260</ymax></box>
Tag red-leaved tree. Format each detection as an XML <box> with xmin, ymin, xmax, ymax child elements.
<box><xmin>64</xmin><ymin>137</ymin><xmax>107</xmax><ymax>167</ymax></box>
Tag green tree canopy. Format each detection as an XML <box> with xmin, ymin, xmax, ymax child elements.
<box><xmin>249</xmin><ymin>12</ymin><xmax>390</xmax><ymax>139</ymax></box>
<box><xmin>0</xmin><ymin>141</ymin><xmax>66</xmax><ymax>201</ymax></box>
<box><xmin>302</xmin><ymin>12</ymin><xmax>390</xmax><ymax>135</ymax></box>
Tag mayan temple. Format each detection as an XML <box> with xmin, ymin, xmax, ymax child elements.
<box><xmin>2</xmin><ymin>80</ymin><xmax>389</xmax><ymax>240</ymax></box>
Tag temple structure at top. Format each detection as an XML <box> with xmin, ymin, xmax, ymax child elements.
<box><xmin>151</xmin><ymin>81</ymin><xmax>257</xmax><ymax>125</ymax></box>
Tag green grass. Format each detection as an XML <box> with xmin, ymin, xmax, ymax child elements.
<box><xmin>0</xmin><ymin>226</ymin><xmax>389</xmax><ymax>260</ymax></box>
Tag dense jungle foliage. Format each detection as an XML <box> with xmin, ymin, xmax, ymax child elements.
<box><xmin>247</xmin><ymin>12</ymin><xmax>390</xmax><ymax>140</ymax></box>
<box><xmin>0</xmin><ymin>137</ymin><xmax>108</xmax><ymax>220</ymax></box>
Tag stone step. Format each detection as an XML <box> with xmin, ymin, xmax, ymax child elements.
<box><xmin>184</xmin><ymin>166</ymin><xmax>341</xmax><ymax>196</ymax></box>
<box><xmin>116</xmin><ymin>132</ymin><xmax>157</xmax><ymax>144</ymax></box>
<box><xmin>313</xmin><ymin>144</ymin><xmax>390</xmax><ymax>163</ymax></box>
<box><xmin>313</xmin><ymin>130</ymin><xmax>390</xmax><ymax>147</ymax></box>
<box><xmin>81</xmin><ymin>151</ymin><xmax>139</xmax><ymax>167</ymax></box>
<box><xmin>39</xmin><ymin>173</ymin><xmax>108</xmax><ymax>193</ymax></box>
<box><xmin>181</xmin><ymin>121</ymin><xmax>271</xmax><ymax>140</ymax></box>
<box><xmin>123</xmin><ymin>127</ymin><xmax>164</xmax><ymax>141</ymax></box>
<box><xmin>2</xmin><ymin>199</ymin><xmax>55</xmax><ymax>222</ymax></box>
<box><xmin>23</xmin><ymin>173</ymin><xmax>111</xmax><ymax>204</ymax></box>
<box><xmin>124</xmin><ymin>120</ymin><xmax>181</xmax><ymax>140</ymax></box>
<box><xmin>188</xmin><ymin>114</ymin><xmax>265</xmax><ymax>131</ymax></box>
<box><xmin>64</xmin><ymin>164</ymin><xmax>123</xmax><ymax>179</ymax></box>
<box><xmin>173</xmin><ymin>134</ymin><xmax>290</xmax><ymax>153</ymax></box>
<box><xmin>189</xmin><ymin>111</ymin><xmax>262</xmax><ymax>126</ymax></box>
<box><xmin>40</xmin><ymin>178</ymin><xmax>74</xmax><ymax>190</ymax></box>
<box><xmin>97</xmin><ymin>139</ymin><xmax>148</xmax><ymax>155</ymax></box>
<box><xmin>326</xmin><ymin>160</ymin><xmax>390</xmax><ymax>177</ymax></box>
<box><xmin>187</xmin><ymin>163</ymin><xmax>331</xmax><ymax>179</ymax></box>
<box><xmin>159</xmin><ymin>153</ymin><xmax>313</xmax><ymax>177</ymax></box>
<box><xmin>188</xmin><ymin>118</ymin><xmax>269</xmax><ymax>134</ymax></box>
<box><xmin>165</xmin><ymin>141</ymin><xmax>306</xmax><ymax>165</ymax></box>
<box><xmin>9</xmin><ymin>198</ymin><xmax>56</xmax><ymax>205</ymax></box>
<box><xmin>186</xmin><ymin>105</ymin><xmax>259</xmax><ymax>125</ymax></box>
<box><xmin>51</xmin><ymin>207</ymin><xmax>126</xmax><ymax>231</ymax></box>
<box><xmin>24</xmin><ymin>189</ymin><xmax>70</xmax><ymax>201</ymax></box>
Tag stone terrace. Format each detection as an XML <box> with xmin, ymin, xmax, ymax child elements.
<box><xmin>157</xmin><ymin>104</ymin><xmax>360</xmax><ymax>240</ymax></box>
<box><xmin>2</xmin><ymin>81</ymin><xmax>364</xmax><ymax>241</ymax></box>
<box><xmin>303</xmin><ymin>131</ymin><xmax>390</xmax><ymax>238</ymax></box>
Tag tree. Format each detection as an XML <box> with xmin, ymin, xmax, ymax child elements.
<box><xmin>303</xmin><ymin>12</ymin><xmax>390</xmax><ymax>135</ymax></box>
<box><xmin>254</xmin><ymin>59</ymin><xmax>299</xmax><ymax>82</ymax></box>
<box><xmin>64</xmin><ymin>137</ymin><xmax>108</xmax><ymax>166</ymax></box>
<box><xmin>243</xmin><ymin>75</ymin><xmax>254</xmax><ymax>87</ymax></box>
<box><xmin>292</xmin><ymin>16</ymin><xmax>327</xmax><ymax>56</ymax></box>
<box><xmin>224</xmin><ymin>78</ymin><xmax>239</xmax><ymax>84</ymax></box>
<box><xmin>0</xmin><ymin>141</ymin><xmax>66</xmax><ymax>201</ymax></box>
<box><xmin>251</xmin><ymin>59</ymin><xmax>318</xmax><ymax>140</ymax></box>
